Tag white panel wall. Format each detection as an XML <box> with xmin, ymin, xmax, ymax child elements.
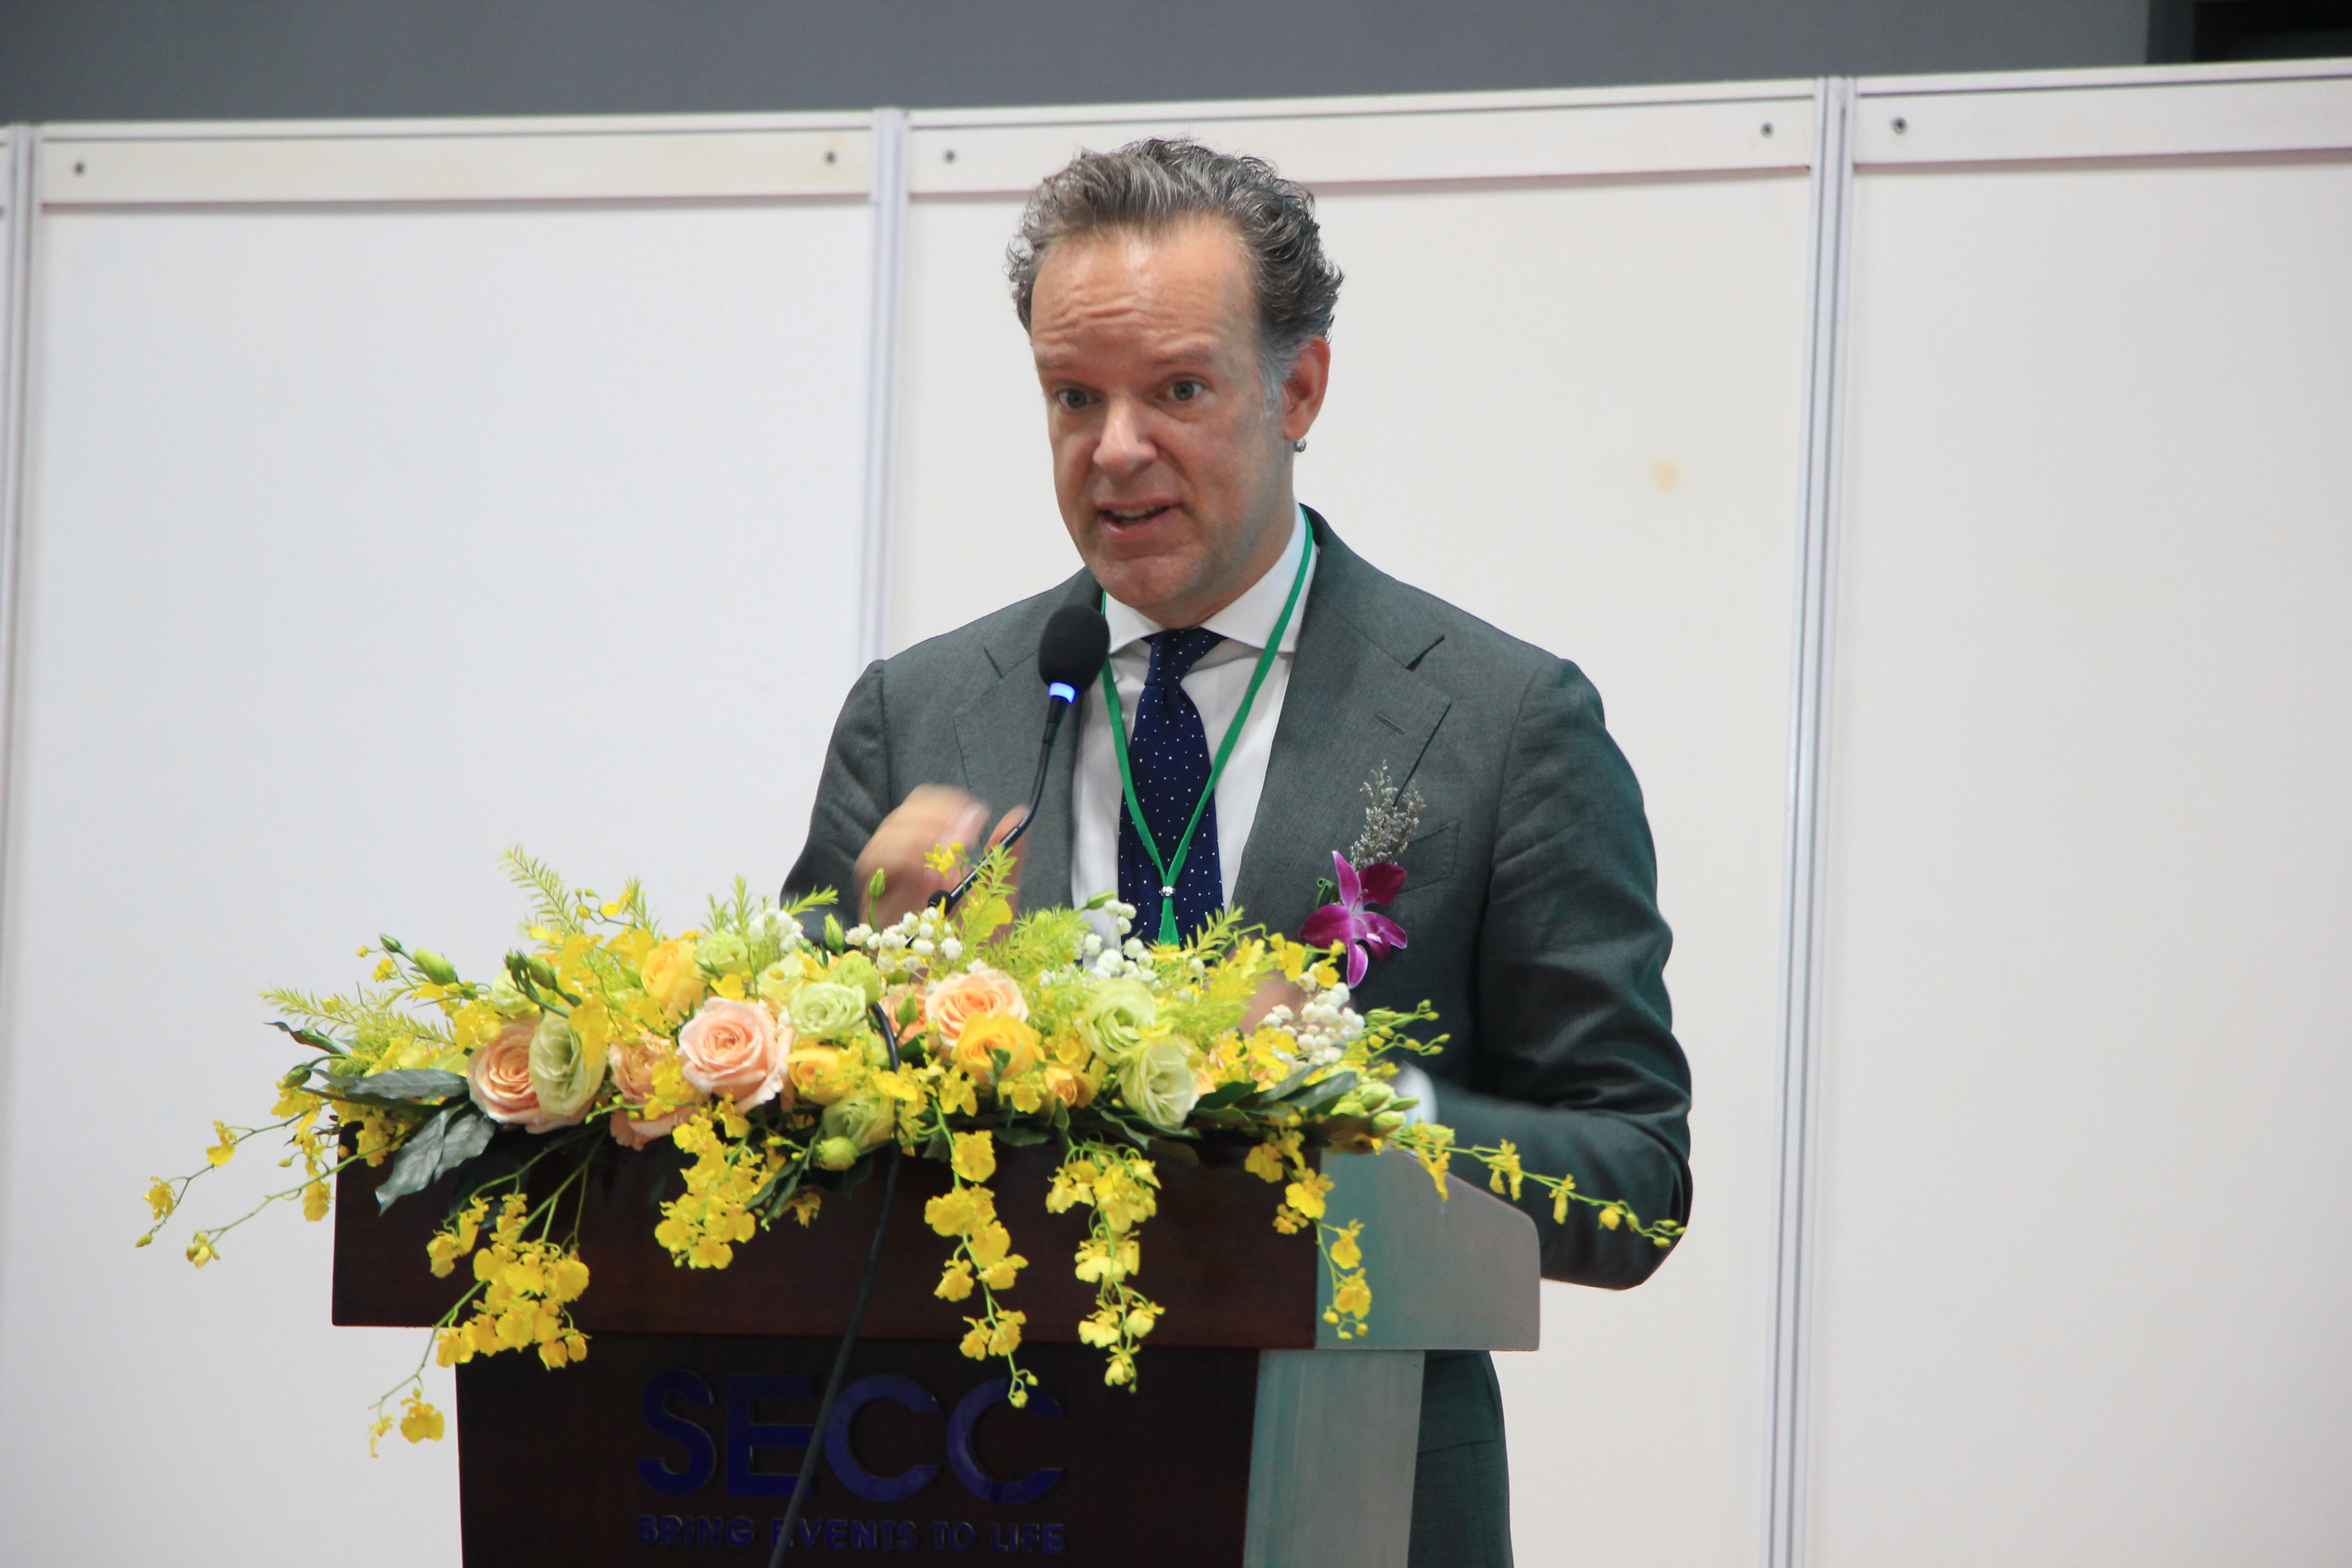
<box><xmin>1808</xmin><ymin>107</ymin><xmax>2352</xmax><ymax>1567</ymax></box>
<box><xmin>1306</xmin><ymin>174</ymin><xmax>1808</xmax><ymax>1568</ymax></box>
<box><xmin>3</xmin><ymin>63</ymin><xmax>2348</xmax><ymax>1568</ymax></box>
<box><xmin>891</xmin><ymin>97</ymin><xmax>1817</xmax><ymax>1568</ymax></box>
<box><xmin>0</xmin><ymin>187</ymin><xmax>872</xmax><ymax>1564</ymax></box>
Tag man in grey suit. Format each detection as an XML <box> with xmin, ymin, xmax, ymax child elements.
<box><xmin>787</xmin><ymin>139</ymin><xmax>1690</xmax><ymax>1568</ymax></box>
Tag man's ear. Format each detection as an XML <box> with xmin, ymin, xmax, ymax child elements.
<box><xmin>1281</xmin><ymin>337</ymin><xmax>1332</xmax><ymax>444</ymax></box>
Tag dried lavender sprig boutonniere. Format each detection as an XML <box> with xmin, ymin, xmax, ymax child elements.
<box><xmin>1349</xmin><ymin>763</ymin><xmax>1426</xmax><ymax>867</ymax></box>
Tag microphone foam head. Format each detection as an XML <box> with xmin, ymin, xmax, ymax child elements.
<box><xmin>1038</xmin><ymin>604</ymin><xmax>1111</xmax><ymax>696</ymax></box>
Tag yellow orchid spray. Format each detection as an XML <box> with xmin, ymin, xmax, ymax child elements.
<box><xmin>146</xmin><ymin>845</ymin><xmax>1676</xmax><ymax>1442</ymax></box>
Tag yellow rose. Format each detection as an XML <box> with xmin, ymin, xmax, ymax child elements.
<box><xmin>785</xmin><ymin>1045</ymin><xmax>863</xmax><ymax>1106</ymax></box>
<box><xmin>949</xmin><ymin>1013</ymin><xmax>1043</xmax><ymax>1087</ymax></box>
<box><xmin>639</xmin><ymin>937</ymin><xmax>706</xmax><ymax>1022</ymax></box>
<box><xmin>1044</xmin><ymin>1063</ymin><xmax>1095</xmax><ymax>1109</ymax></box>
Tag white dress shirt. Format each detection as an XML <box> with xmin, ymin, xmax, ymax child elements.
<box><xmin>1066</xmin><ymin>505</ymin><xmax>1439</xmax><ymax>1123</ymax></box>
<box><xmin>1072</xmin><ymin>505</ymin><xmax>1314</xmax><ymax>923</ymax></box>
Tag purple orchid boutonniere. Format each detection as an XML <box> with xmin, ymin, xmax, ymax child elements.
<box><xmin>1300</xmin><ymin>764</ymin><xmax>1426</xmax><ymax>986</ymax></box>
<box><xmin>1302</xmin><ymin>852</ymin><xmax>1407</xmax><ymax>988</ymax></box>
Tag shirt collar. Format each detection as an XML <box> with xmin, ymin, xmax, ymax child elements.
<box><xmin>1102</xmin><ymin>505</ymin><xmax>1314</xmax><ymax>657</ymax></box>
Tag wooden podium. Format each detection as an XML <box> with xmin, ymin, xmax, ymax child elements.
<box><xmin>335</xmin><ymin>1142</ymin><xmax>1539</xmax><ymax>1567</ymax></box>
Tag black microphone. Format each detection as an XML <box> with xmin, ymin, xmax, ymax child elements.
<box><xmin>941</xmin><ymin>604</ymin><xmax>1109</xmax><ymax>911</ymax></box>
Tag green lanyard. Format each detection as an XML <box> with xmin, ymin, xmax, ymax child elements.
<box><xmin>1101</xmin><ymin>528</ymin><xmax>1316</xmax><ymax>945</ymax></box>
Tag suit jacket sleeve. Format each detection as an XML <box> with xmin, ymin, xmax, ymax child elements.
<box><xmin>783</xmin><ymin>659</ymin><xmax>891</xmax><ymax>911</ymax></box>
<box><xmin>1436</xmin><ymin>656</ymin><xmax>1692</xmax><ymax>1289</ymax></box>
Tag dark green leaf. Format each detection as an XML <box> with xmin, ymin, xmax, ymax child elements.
<box><xmin>1091</xmin><ymin>1108</ymin><xmax>1154</xmax><ymax>1151</ymax></box>
<box><xmin>330</xmin><ymin>1068</ymin><xmax>469</xmax><ymax>1106</ymax></box>
<box><xmin>1249</xmin><ymin>1063</ymin><xmax>1323</xmax><ymax>1107</ymax></box>
<box><xmin>1195</xmin><ymin>1081</ymin><xmax>1255</xmax><ymax>1112</ymax></box>
<box><xmin>440</xmin><ymin>1107</ymin><xmax>496</xmax><ymax>1168</ymax></box>
<box><xmin>376</xmin><ymin>1109</ymin><xmax>450</xmax><ymax>1212</ymax></box>
<box><xmin>996</xmin><ymin>1123</ymin><xmax>1051</xmax><ymax>1147</ymax></box>
<box><xmin>1289</xmin><ymin>1071</ymin><xmax>1361</xmax><ymax>1117</ymax></box>
<box><xmin>376</xmin><ymin>1105</ymin><xmax>500</xmax><ymax>1213</ymax></box>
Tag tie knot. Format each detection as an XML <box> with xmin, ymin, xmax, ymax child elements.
<box><xmin>1143</xmin><ymin>627</ymin><xmax>1225</xmax><ymax>689</ymax></box>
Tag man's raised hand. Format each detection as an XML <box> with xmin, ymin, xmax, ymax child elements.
<box><xmin>853</xmin><ymin>785</ymin><xmax>1029</xmax><ymax>931</ymax></box>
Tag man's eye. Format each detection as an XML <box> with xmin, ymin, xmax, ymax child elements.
<box><xmin>1054</xmin><ymin>388</ymin><xmax>1092</xmax><ymax>411</ymax></box>
<box><xmin>1169</xmin><ymin>379</ymin><xmax>1205</xmax><ymax>402</ymax></box>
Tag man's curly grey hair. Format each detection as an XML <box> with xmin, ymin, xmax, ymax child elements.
<box><xmin>1006</xmin><ymin>138</ymin><xmax>1343</xmax><ymax>391</ymax></box>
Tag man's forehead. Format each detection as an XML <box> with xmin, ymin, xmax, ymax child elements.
<box><xmin>1031</xmin><ymin>322</ymin><xmax>1235</xmax><ymax>371</ymax></box>
<box><xmin>1034</xmin><ymin>222</ymin><xmax>1250</xmax><ymax>311</ymax></box>
<box><xmin>1029</xmin><ymin>225</ymin><xmax>1255</xmax><ymax>365</ymax></box>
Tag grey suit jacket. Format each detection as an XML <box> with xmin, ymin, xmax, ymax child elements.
<box><xmin>785</xmin><ymin>511</ymin><xmax>1692</xmax><ymax>1288</ymax></box>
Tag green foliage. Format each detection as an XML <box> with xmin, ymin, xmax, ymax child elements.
<box><xmin>258</xmin><ymin>985</ymin><xmax>451</xmax><ymax>1066</ymax></box>
<box><xmin>500</xmin><ymin>845</ymin><xmax>581</xmax><ymax>936</ymax></box>
<box><xmin>987</xmin><ymin>905</ymin><xmax>1090</xmax><ymax>977</ymax></box>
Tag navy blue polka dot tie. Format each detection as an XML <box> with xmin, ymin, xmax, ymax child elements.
<box><xmin>1117</xmin><ymin>627</ymin><xmax>1227</xmax><ymax>943</ymax></box>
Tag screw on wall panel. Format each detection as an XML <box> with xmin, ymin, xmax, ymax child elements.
<box><xmin>825</xmin><ymin>149</ymin><xmax>837</xmax><ymax>163</ymax></box>
<box><xmin>1892</xmin><ymin>117</ymin><xmax>1908</xmax><ymax>133</ymax></box>
<box><xmin>945</xmin><ymin>148</ymin><xmax>957</xmax><ymax>162</ymax></box>
<box><xmin>1761</xmin><ymin>122</ymin><xmax>1774</xmax><ymax>137</ymax></box>
<box><xmin>74</xmin><ymin>162</ymin><xmax>86</xmax><ymax>174</ymax></box>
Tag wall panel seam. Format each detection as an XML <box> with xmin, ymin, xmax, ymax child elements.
<box><xmin>858</xmin><ymin>109</ymin><xmax>909</xmax><ymax>670</ymax></box>
<box><xmin>1767</xmin><ymin>74</ymin><xmax>1850</xmax><ymax>1568</ymax></box>
<box><xmin>0</xmin><ymin>123</ymin><xmax>40</xmax><ymax>1317</ymax></box>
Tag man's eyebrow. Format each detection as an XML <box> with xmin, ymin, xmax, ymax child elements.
<box><xmin>1032</xmin><ymin>338</ymin><xmax>1233</xmax><ymax>373</ymax></box>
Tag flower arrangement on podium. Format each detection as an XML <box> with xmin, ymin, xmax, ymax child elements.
<box><xmin>142</xmin><ymin>837</ymin><xmax>1681</xmax><ymax>1451</ymax></box>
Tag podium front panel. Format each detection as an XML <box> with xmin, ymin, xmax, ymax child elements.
<box><xmin>457</xmin><ymin>1332</ymin><xmax>1258</xmax><ymax>1565</ymax></box>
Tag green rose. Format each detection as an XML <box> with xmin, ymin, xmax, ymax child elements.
<box><xmin>1116</xmin><ymin>1035</ymin><xmax>1200</xmax><ymax>1133</ymax></box>
<box><xmin>528</xmin><ymin>1012</ymin><xmax>608</xmax><ymax>1126</ymax></box>
<box><xmin>830</xmin><ymin>954</ymin><xmax>884</xmax><ymax>1004</ymax></box>
<box><xmin>1080</xmin><ymin>978</ymin><xmax>1157</xmax><ymax>1063</ymax></box>
<box><xmin>789</xmin><ymin>982</ymin><xmax>868</xmax><ymax>1042</ymax></box>
<box><xmin>756</xmin><ymin>962</ymin><xmax>796</xmax><ymax>1008</ymax></box>
<box><xmin>696</xmin><ymin>931</ymin><xmax>751</xmax><ymax>976</ymax></box>
<box><xmin>822</xmin><ymin>1091</ymin><xmax>896</xmax><ymax>1152</ymax></box>
<box><xmin>486</xmin><ymin>973</ymin><xmax>537</xmax><ymax>1019</ymax></box>
<box><xmin>813</xmin><ymin>1136</ymin><xmax>862</xmax><ymax>1171</ymax></box>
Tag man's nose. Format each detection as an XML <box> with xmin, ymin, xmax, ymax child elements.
<box><xmin>1093</xmin><ymin>397</ymin><xmax>1154</xmax><ymax>475</ymax></box>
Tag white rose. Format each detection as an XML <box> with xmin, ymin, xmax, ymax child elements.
<box><xmin>1117</xmin><ymin>1036</ymin><xmax>1200</xmax><ymax>1133</ymax></box>
<box><xmin>528</xmin><ymin>1012</ymin><xmax>608</xmax><ymax>1126</ymax></box>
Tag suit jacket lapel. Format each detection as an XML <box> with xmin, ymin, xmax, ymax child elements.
<box><xmin>1233</xmin><ymin>518</ymin><xmax>1452</xmax><ymax>941</ymax></box>
<box><xmin>957</xmin><ymin>570</ymin><xmax>1100</xmax><ymax>914</ymax></box>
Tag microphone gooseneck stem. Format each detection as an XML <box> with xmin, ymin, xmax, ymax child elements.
<box><xmin>939</xmin><ymin>696</ymin><xmax>1069</xmax><ymax>916</ymax></box>
<box><xmin>766</xmin><ymin>1004</ymin><xmax>904</xmax><ymax>1567</ymax></box>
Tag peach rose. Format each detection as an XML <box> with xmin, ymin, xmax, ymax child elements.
<box><xmin>678</xmin><ymin>997</ymin><xmax>791</xmax><ymax>1110</ymax></box>
<box><xmin>469</xmin><ymin>1017</ymin><xmax>559</xmax><ymax>1132</ymax></box>
<box><xmin>924</xmin><ymin>968</ymin><xmax>1027</xmax><ymax>1049</ymax></box>
<box><xmin>949</xmin><ymin>1012</ymin><xmax>1043</xmax><ymax>1087</ymax></box>
<box><xmin>608</xmin><ymin>1034</ymin><xmax>699</xmax><ymax>1150</ymax></box>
